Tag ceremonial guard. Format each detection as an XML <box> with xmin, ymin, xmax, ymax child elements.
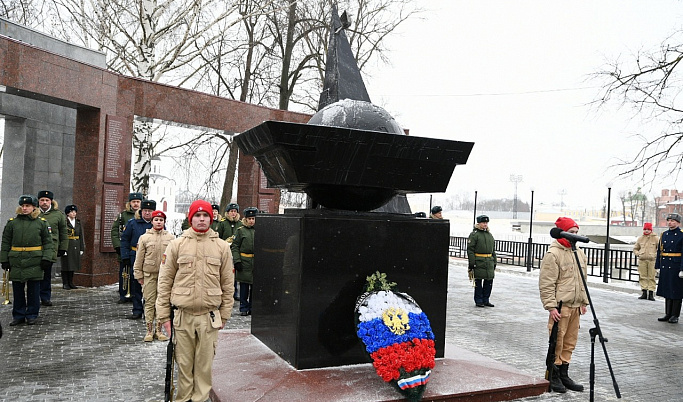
<box><xmin>211</xmin><ymin>204</ymin><xmax>225</xmax><ymax>236</ymax></box>
<box><xmin>231</xmin><ymin>207</ymin><xmax>257</xmax><ymax>316</ymax></box>
<box><xmin>120</xmin><ymin>199</ymin><xmax>156</xmax><ymax>319</ymax></box>
<box><xmin>221</xmin><ymin>203</ymin><xmax>243</xmax><ymax>300</ymax></box>
<box><xmin>656</xmin><ymin>213</ymin><xmax>683</xmax><ymax>323</ymax></box>
<box><xmin>467</xmin><ymin>215</ymin><xmax>496</xmax><ymax>307</ymax></box>
<box><xmin>133</xmin><ymin>210</ymin><xmax>174</xmax><ymax>341</ymax></box>
<box><xmin>1</xmin><ymin>195</ymin><xmax>54</xmax><ymax>325</ymax></box>
<box><xmin>157</xmin><ymin>199</ymin><xmax>234</xmax><ymax>402</ymax></box>
<box><xmin>37</xmin><ymin>190</ymin><xmax>68</xmax><ymax>306</ymax></box>
<box><xmin>61</xmin><ymin>205</ymin><xmax>85</xmax><ymax>289</ymax></box>
<box><xmin>111</xmin><ymin>192</ymin><xmax>142</xmax><ymax>303</ymax></box>
<box><xmin>430</xmin><ymin>206</ymin><xmax>443</xmax><ymax>219</ymax></box>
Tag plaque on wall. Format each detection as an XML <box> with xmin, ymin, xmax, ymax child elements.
<box><xmin>104</xmin><ymin>115</ymin><xmax>127</xmax><ymax>183</ymax></box>
<box><xmin>101</xmin><ymin>184</ymin><xmax>124</xmax><ymax>252</ymax></box>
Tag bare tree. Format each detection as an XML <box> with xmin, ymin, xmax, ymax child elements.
<box><xmin>594</xmin><ymin>30</ymin><xmax>683</xmax><ymax>186</ymax></box>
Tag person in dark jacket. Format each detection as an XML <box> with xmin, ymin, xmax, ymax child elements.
<box><xmin>221</xmin><ymin>203</ymin><xmax>243</xmax><ymax>300</ymax></box>
<box><xmin>1</xmin><ymin>195</ymin><xmax>54</xmax><ymax>326</ymax></box>
<box><xmin>231</xmin><ymin>207</ymin><xmax>257</xmax><ymax>316</ymax></box>
<box><xmin>430</xmin><ymin>206</ymin><xmax>443</xmax><ymax>219</ymax></box>
<box><xmin>110</xmin><ymin>192</ymin><xmax>142</xmax><ymax>304</ymax></box>
<box><xmin>120</xmin><ymin>199</ymin><xmax>156</xmax><ymax>320</ymax></box>
<box><xmin>61</xmin><ymin>204</ymin><xmax>85</xmax><ymax>289</ymax></box>
<box><xmin>467</xmin><ymin>215</ymin><xmax>496</xmax><ymax>307</ymax></box>
<box><xmin>37</xmin><ymin>190</ymin><xmax>68</xmax><ymax>306</ymax></box>
<box><xmin>655</xmin><ymin>213</ymin><xmax>683</xmax><ymax>323</ymax></box>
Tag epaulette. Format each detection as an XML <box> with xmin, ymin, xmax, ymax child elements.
<box><xmin>40</xmin><ymin>217</ymin><xmax>47</xmax><ymax>221</ymax></box>
<box><xmin>9</xmin><ymin>218</ymin><xmax>13</xmax><ymax>221</ymax></box>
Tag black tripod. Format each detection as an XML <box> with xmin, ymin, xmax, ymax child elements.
<box><xmin>570</xmin><ymin>241</ymin><xmax>621</xmax><ymax>401</ymax></box>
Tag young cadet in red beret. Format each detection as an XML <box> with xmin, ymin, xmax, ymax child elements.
<box><xmin>633</xmin><ymin>222</ymin><xmax>659</xmax><ymax>301</ymax></box>
<box><xmin>539</xmin><ymin>217</ymin><xmax>588</xmax><ymax>394</ymax></box>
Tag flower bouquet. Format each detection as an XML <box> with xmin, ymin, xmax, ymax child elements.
<box><xmin>355</xmin><ymin>271</ymin><xmax>436</xmax><ymax>402</ymax></box>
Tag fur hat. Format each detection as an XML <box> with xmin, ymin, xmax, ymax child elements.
<box><xmin>555</xmin><ymin>217</ymin><xmax>579</xmax><ymax>231</ymax></box>
<box><xmin>140</xmin><ymin>200</ymin><xmax>156</xmax><ymax>211</ymax></box>
<box><xmin>244</xmin><ymin>207</ymin><xmax>258</xmax><ymax>218</ymax></box>
<box><xmin>188</xmin><ymin>200</ymin><xmax>214</xmax><ymax>224</ymax></box>
<box><xmin>129</xmin><ymin>192</ymin><xmax>143</xmax><ymax>201</ymax></box>
<box><xmin>37</xmin><ymin>190</ymin><xmax>54</xmax><ymax>200</ymax></box>
<box><xmin>476</xmin><ymin>215</ymin><xmax>489</xmax><ymax>223</ymax></box>
<box><xmin>667</xmin><ymin>213</ymin><xmax>681</xmax><ymax>223</ymax></box>
<box><xmin>643</xmin><ymin>222</ymin><xmax>653</xmax><ymax>231</ymax></box>
<box><xmin>19</xmin><ymin>194</ymin><xmax>38</xmax><ymax>207</ymax></box>
<box><xmin>226</xmin><ymin>203</ymin><xmax>239</xmax><ymax>213</ymax></box>
<box><xmin>151</xmin><ymin>210</ymin><xmax>166</xmax><ymax>220</ymax></box>
<box><xmin>211</xmin><ymin>204</ymin><xmax>220</xmax><ymax>212</ymax></box>
<box><xmin>431</xmin><ymin>206</ymin><xmax>442</xmax><ymax>214</ymax></box>
<box><xmin>64</xmin><ymin>205</ymin><xmax>78</xmax><ymax>214</ymax></box>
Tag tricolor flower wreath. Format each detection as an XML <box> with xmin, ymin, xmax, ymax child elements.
<box><xmin>355</xmin><ymin>271</ymin><xmax>436</xmax><ymax>401</ymax></box>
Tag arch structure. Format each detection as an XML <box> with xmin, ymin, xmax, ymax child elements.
<box><xmin>0</xmin><ymin>22</ymin><xmax>310</xmax><ymax>286</ymax></box>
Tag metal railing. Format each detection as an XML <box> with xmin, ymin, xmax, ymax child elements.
<box><xmin>449</xmin><ymin>237</ymin><xmax>640</xmax><ymax>283</ymax></box>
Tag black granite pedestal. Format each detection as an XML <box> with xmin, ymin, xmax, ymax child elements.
<box><xmin>251</xmin><ymin>209</ymin><xmax>449</xmax><ymax>370</ymax></box>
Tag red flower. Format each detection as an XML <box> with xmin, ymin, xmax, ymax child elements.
<box><xmin>370</xmin><ymin>339</ymin><xmax>436</xmax><ymax>382</ymax></box>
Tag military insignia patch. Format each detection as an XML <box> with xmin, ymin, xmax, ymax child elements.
<box><xmin>162</xmin><ymin>254</ymin><xmax>166</xmax><ymax>265</ymax></box>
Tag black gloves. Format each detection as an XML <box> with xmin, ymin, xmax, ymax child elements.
<box><xmin>115</xmin><ymin>247</ymin><xmax>121</xmax><ymax>256</ymax></box>
<box><xmin>123</xmin><ymin>259</ymin><xmax>132</xmax><ymax>270</ymax></box>
<box><xmin>1</xmin><ymin>262</ymin><xmax>10</xmax><ymax>271</ymax></box>
<box><xmin>234</xmin><ymin>262</ymin><xmax>243</xmax><ymax>272</ymax></box>
<box><xmin>468</xmin><ymin>264</ymin><xmax>475</xmax><ymax>271</ymax></box>
<box><xmin>57</xmin><ymin>250</ymin><xmax>66</xmax><ymax>257</ymax></box>
<box><xmin>40</xmin><ymin>260</ymin><xmax>53</xmax><ymax>271</ymax></box>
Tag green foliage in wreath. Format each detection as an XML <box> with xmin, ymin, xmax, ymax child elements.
<box><xmin>365</xmin><ymin>271</ymin><xmax>397</xmax><ymax>292</ymax></box>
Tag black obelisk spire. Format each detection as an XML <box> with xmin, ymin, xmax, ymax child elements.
<box><xmin>317</xmin><ymin>6</ymin><xmax>371</xmax><ymax>111</ymax></box>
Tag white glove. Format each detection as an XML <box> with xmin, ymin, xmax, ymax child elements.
<box><xmin>80</xmin><ymin>251</ymin><xmax>84</xmax><ymax>255</ymax></box>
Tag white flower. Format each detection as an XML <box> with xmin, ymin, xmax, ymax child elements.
<box><xmin>357</xmin><ymin>290</ymin><xmax>422</xmax><ymax>322</ymax></box>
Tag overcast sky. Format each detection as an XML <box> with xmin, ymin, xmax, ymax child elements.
<box><xmin>363</xmin><ymin>0</ymin><xmax>683</xmax><ymax>210</ymax></box>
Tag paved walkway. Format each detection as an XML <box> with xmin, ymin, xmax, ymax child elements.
<box><xmin>0</xmin><ymin>258</ymin><xmax>680</xmax><ymax>401</ymax></box>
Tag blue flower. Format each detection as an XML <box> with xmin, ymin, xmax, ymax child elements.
<box><xmin>357</xmin><ymin>312</ymin><xmax>434</xmax><ymax>353</ymax></box>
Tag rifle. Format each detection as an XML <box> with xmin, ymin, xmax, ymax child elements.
<box><xmin>544</xmin><ymin>300</ymin><xmax>563</xmax><ymax>391</ymax></box>
<box><xmin>164</xmin><ymin>307</ymin><xmax>176</xmax><ymax>402</ymax></box>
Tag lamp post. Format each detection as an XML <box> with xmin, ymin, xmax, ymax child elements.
<box><xmin>604</xmin><ymin>185</ymin><xmax>612</xmax><ymax>283</ymax></box>
<box><xmin>473</xmin><ymin>190</ymin><xmax>478</xmax><ymax>226</ymax></box>
<box><xmin>527</xmin><ymin>188</ymin><xmax>535</xmax><ymax>272</ymax></box>
<box><xmin>510</xmin><ymin>174</ymin><xmax>523</xmax><ymax>219</ymax></box>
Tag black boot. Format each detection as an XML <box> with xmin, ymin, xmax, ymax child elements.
<box><xmin>669</xmin><ymin>299</ymin><xmax>681</xmax><ymax>323</ymax></box>
<box><xmin>549</xmin><ymin>365</ymin><xmax>566</xmax><ymax>393</ymax></box>
<box><xmin>558</xmin><ymin>363</ymin><xmax>584</xmax><ymax>392</ymax></box>
<box><xmin>68</xmin><ymin>272</ymin><xmax>78</xmax><ymax>289</ymax></box>
<box><xmin>62</xmin><ymin>273</ymin><xmax>70</xmax><ymax>290</ymax></box>
<box><xmin>648</xmin><ymin>291</ymin><xmax>655</xmax><ymax>301</ymax></box>
<box><xmin>658</xmin><ymin>298</ymin><xmax>673</xmax><ymax>321</ymax></box>
<box><xmin>638</xmin><ymin>290</ymin><xmax>647</xmax><ymax>299</ymax></box>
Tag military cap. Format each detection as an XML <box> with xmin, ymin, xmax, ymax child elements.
<box><xmin>140</xmin><ymin>199</ymin><xmax>156</xmax><ymax>211</ymax></box>
<box><xmin>244</xmin><ymin>207</ymin><xmax>258</xmax><ymax>218</ymax></box>
<box><xmin>414</xmin><ymin>212</ymin><xmax>427</xmax><ymax>218</ymax></box>
<box><xmin>37</xmin><ymin>190</ymin><xmax>54</xmax><ymax>200</ymax></box>
<box><xmin>211</xmin><ymin>204</ymin><xmax>220</xmax><ymax>211</ymax></box>
<box><xmin>64</xmin><ymin>205</ymin><xmax>78</xmax><ymax>214</ymax></box>
<box><xmin>19</xmin><ymin>194</ymin><xmax>38</xmax><ymax>207</ymax></box>
<box><xmin>667</xmin><ymin>213</ymin><xmax>682</xmax><ymax>223</ymax></box>
<box><xmin>128</xmin><ymin>192</ymin><xmax>143</xmax><ymax>201</ymax></box>
<box><xmin>226</xmin><ymin>203</ymin><xmax>239</xmax><ymax>213</ymax></box>
<box><xmin>151</xmin><ymin>210</ymin><xmax>166</xmax><ymax>220</ymax></box>
<box><xmin>431</xmin><ymin>206</ymin><xmax>442</xmax><ymax>214</ymax></box>
<box><xmin>476</xmin><ymin>215</ymin><xmax>490</xmax><ymax>223</ymax></box>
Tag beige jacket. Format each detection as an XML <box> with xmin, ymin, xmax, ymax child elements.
<box><xmin>539</xmin><ymin>240</ymin><xmax>589</xmax><ymax>310</ymax></box>
<box><xmin>156</xmin><ymin>228</ymin><xmax>234</xmax><ymax>325</ymax></box>
<box><xmin>633</xmin><ymin>232</ymin><xmax>659</xmax><ymax>261</ymax></box>
<box><xmin>133</xmin><ymin>228</ymin><xmax>175</xmax><ymax>279</ymax></box>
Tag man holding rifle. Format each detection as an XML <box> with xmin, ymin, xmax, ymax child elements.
<box><xmin>157</xmin><ymin>200</ymin><xmax>234</xmax><ymax>402</ymax></box>
<box><xmin>539</xmin><ymin>217</ymin><xmax>588</xmax><ymax>393</ymax></box>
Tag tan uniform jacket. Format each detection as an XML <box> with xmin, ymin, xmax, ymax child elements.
<box><xmin>539</xmin><ymin>240</ymin><xmax>589</xmax><ymax>310</ymax></box>
<box><xmin>156</xmin><ymin>228</ymin><xmax>234</xmax><ymax>325</ymax></box>
<box><xmin>133</xmin><ymin>228</ymin><xmax>175</xmax><ymax>279</ymax></box>
<box><xmin>633</xmin><ymin>232</ymin><xmax>659</xmax><ymax>261</ymax></box>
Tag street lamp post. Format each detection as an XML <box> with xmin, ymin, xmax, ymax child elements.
<box><xmin>510</xmin><ymin>174</ymin><xmax>523</xmax><ymax>219</ymax></box>
<box><xmin>527</xmin><ymin>189</ymin><xmax>535</xmax><ymax>272</ymax></box>
<box><xmin>604</xmin><ymin>185</ymin><xmax>612</xmax><ymax>283</ymax></box>
<box><xmin>473</xmin><ymin>190</ymin><xmax>478</xmax><ymax>226</ymax></box>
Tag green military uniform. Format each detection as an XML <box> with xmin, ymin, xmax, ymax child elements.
<box><xmin>111</xmin><ymin>206</ymin><xmax>136</xmax><ymax>258</ymax></box>
<box><xmin>220</xmin><ymin>215</ymin><xmax>243</xmax><ymax>243</ymax></box>
<box><xmin>231</xmin><ymin>208</ymin><xmax>256</xmax><ymax>315</ymax></box>
<box><xmin>467</xmin><ymin>215</ymin><xmax>496</xmax><ymax>307</ymax></box>
<box><xmin>39</xmin><ymin>200</ymin><xmax>68</xmax><ymax>262</ymax></box>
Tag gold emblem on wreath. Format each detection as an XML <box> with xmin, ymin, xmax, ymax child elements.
<box><xmin>382</xmin><ymin>307</ymin><xmax>410</xmax><ymax>335</ymax></box>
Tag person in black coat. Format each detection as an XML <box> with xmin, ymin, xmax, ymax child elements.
<box><xmin>655</xmin><ymin>213</ymin><xmax>683</xmax><ymax>323</ymax></box>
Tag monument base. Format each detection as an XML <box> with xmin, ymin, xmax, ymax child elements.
<box><xmin>211</xmin><ymin>330</ymin><xmax>548</xmax><ymax>402</ymax></box>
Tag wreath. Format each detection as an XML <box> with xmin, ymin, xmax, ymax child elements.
<box><xmin>355</xmin><ymin>271</ymin><xmax>436</xmax><ymax>401</ymax></box>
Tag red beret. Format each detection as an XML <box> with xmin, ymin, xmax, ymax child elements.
<box><xmin>188</xmin><ymin>200</ymin><xmax>213</xmax><ymax>224</ymax></box>
<box><xmin>151</xmin><ymin>210</ymin><xmax>166</xmax><ymax>220</ymax></box>
<box><xmin>555</xmin><ymin>217</ymin><xmax>578</xmax><ymax>232</ymax></box>
<box><xmin>643</xmin><ymin>222</ymin><xmax>653</xmax><ymax>231</ymax></box>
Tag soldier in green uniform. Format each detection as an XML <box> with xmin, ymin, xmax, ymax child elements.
<box><xmin>467</xmin><ymin>215</ymin><xmax>497</xmax><ymax>307</ymax></box>
<box><xmin>37</xmin><ymin>190</ymin><xmax>68</xmax><ymax>307</ymax></box>
<box><xmin>110</xmin><ymin>192</ymin><xmax>142</xmax><ymax>303</ymax></box>
<box><xmin>1</xmin><ymin>195</ymin><xmax>54</xmax><ymax>325</ymax></box>
<box><xmin>231</xmin><ymin>207</ymin><xmax>257</xmax><ymax>316</ymax></box>
<box><xmin>61</xmin><ymin>204</ymin><xmax>85</xmax><ymax>290</ymax></box>
<box><xmin>211</xmin><ymin>204</ymin><xmax>225</xmax><ymax>236</ymax></box>
<box><xmin>221</xmin><ymin>203</ymin><xmax>243</xmax><ymax>300</ymax></box>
